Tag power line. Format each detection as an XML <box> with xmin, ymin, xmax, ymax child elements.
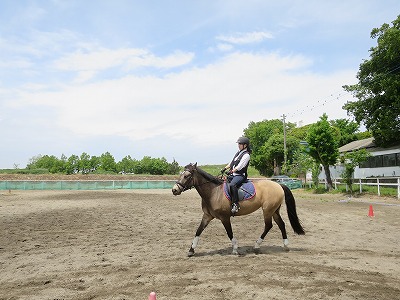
<box><xmin>285</xmin><ymin>60</ymin><xmax>400</xmax><ymax>124</ymax></box>
<box><xmin>286</xmin><ymin>91</ymin><xmax>347</xmax><ymax>120</ymax></box>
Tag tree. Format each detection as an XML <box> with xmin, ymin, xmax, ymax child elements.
<box><xmin>330</xmin><ymin>118</ymin><xmax>359</xmax><ymax>147</ymax></box>
<box><xmin>28</xmin><ymin>154</ymin><xmax>64</xmax><ymax>173</ymax></box>
<box><xmin>306</xmin><ymin>114</ymin><xmax>339</xmax><ymax>190</ymax></box>
<box><xmin>168</xmin><ymin>158</ymin><xmax>180</xmax><ymax>175</ymax></box>
<box><xmin>89</xmin><ymin>155</ymin><xmax>100</xmax><ymax>172</ymax></box>
<box><xmin>343</xmin><ymin>15</ymin><xmax>400</xmax><ymax>147</ymax></box>
<box><xmin>27</xmin><ymin>155</ymin><xmax>43</xmax><ymax>169</ymax></box>
<box><xmin>23</xmin><ymin>152</ymin><xmax>178</xmax><ymax>175</ymax></box>
<box><xmin>263</xmin><ymin>133</ymin><xmax>300</xmax><ymax>175</ymax></box>
<box><xmin>99</xmin><ymin>152</ymin><xmax>117</xmax><ymax>172</ymax></box>
<box><xmin>289</xmin><ymin>148</ymin><xmax>314</xmax><ymax>180</ymax></box>
<box><xmin>118</xmin><ymin>155</ymin><xmax>135</xmax><ymax>173</ymax></box>
<box><xmin>340</xmin><ymin>149</ymin><xmax>371</xmax><ymax>194</ymax></box>
<box><xmin>244</xmin><ymin>119</ymin><xmax>297</xmax><ymax>176</ymax></box>
<box><xmin>290</xmin><ymin>124</ymin><xmax>311</xmax><ymax>141</ymax></box>
<box><xmin>60</xmin><ymin>154</ymin><xmax>68</xmax><ymax>173</ymax></box>
<box><xmin>149</xmin><ymin>157</ymin><xmax>170</xmax><ymax>175</ymax></box>
<box><xmin>65</xmin><ymin>154</ymin><xmax>79</xmax><ymax>174</ymax></box>
<box><xmin>79</xmin><ymin>152</ymin><xmax>91</xmax><ymax>174</ymax></box>
<box><xmin>310</xmin><ymin>161</ymin><xmax>321</xmax><ymax>189</ymax></box>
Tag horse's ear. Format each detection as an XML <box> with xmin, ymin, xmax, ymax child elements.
<box><xmin>194</xmin><ymin>162</ymin><xmax>197</xmax><ymax>168</ymax></box>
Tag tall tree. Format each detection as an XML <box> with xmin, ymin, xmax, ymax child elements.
<box><xmin>89</xmin><ymin>155</ymin><xmax>100</xmax><ymax>172</ymax></box>
<box><xmin>118</xmin><ymin>155</ymin><xmax>135</xmax><ymax>173</ymax></box>
<box><xmin>66</xmin><ymin>154</ymin><xmax>79</xmax><ymax>174</ymax></box>
<box><xmin>79</xmin><ymin>152</ymin><xmax>91</xmax><ymax>174</ymax></box>
<box><xmin>244</xmin><ymin>119</ymin><xmax>297</xmax><ymax>176</ymax></box>
<box><xmin>306</xmin><ymin>114</ymin><xmax>339</xmax><ymax>190</ymax></box>
<box><xmin>343</xmin><ymin>15</ymin><xmax>400</xmax><ymax>147</ymax></box>
<box><xmin>99</xmin><ymin>152</ymin><xmax>117</xmax><ymax>172</ymax></box>
<box><xmin>330</xmin><ymin>118</ymin><xmax>359</xmax><ymax>147</ymax></box>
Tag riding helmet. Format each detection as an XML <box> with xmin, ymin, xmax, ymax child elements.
<box><xmin>237</xmin><ymin>136</ymin><xmax>250</xmax><ymax>145</ymax></box>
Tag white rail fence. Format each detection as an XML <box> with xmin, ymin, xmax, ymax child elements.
<box><xmin>319</xmin><ymin>177</ymin><xmax>400</xmax><ymax>199</ymax></box>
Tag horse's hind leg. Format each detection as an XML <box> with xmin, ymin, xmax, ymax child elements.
<box><xmin>188</xmin><ymin>213</ymin><xmax>213</xmax><ymax>257</ymax></box>
<box><xmin>254</xmin><ymin>216</ymin><xmax>273</xmax><ymax>252</ymax></box>
<box><xmin>273</xmin><ymin>211</ymin><xmax>289</xmax><ymax>251</ymax></box>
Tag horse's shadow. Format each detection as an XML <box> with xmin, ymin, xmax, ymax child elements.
<box><xmin>193</xmin><ymin>245</ymin><xmax>306</xmax><ymax>257</ymax></box>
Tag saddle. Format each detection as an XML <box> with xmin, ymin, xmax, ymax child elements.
<box><xmin>223</xmin><ymin>181</ymin><xmax>256</xmax><ymax>202</ymax></box>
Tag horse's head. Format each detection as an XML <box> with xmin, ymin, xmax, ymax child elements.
<box><xmin>172</xmin><ymin>163</ymin><xmax>197</xmax><ymax>195</ymax></box>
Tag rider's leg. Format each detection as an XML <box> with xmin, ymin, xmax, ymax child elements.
<box><xmin>229</xmin><ymin>184</ymin><xmax>240</xmax><ymax>214</ymax></box>
<box><xmin>229</xmin><ymin>175</ymin><xmax>245</xmax><ymax>215</ymax></box>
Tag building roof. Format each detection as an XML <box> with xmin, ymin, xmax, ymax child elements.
<box><xmin>339</xmin><ymin>137</ymin><xmax>375</xmax><ymax>153</ymax></box>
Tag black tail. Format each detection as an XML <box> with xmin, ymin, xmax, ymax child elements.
<box><xmin>281</xmin><ymin>184</ymin><xmax>305</xmax><ymax>235</ymax></box>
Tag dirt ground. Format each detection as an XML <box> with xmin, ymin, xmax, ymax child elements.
<box><xmin>0</xmin><ymin>188</ymin><xmax>399</xmax><ymax>300</ymax></box>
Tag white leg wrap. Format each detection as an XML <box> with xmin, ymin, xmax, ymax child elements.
<box><xmin>231</xmin><ymin>237</ymin><xmax>238</xmax><ymax>254</ymax></box>
<box><xmin>254</xmin><ymin>238</ymin><xmax>263</xmax><ymax>249</ymax></box>
<box><xmin>191</xmin><ymin>236</ymin><xmax>200</xmax><ymax>249</ymax></box>
<box><xmin>283</xmin><ymin>238</ymin><xmax>289</xmax><ymax>247</ymax></box>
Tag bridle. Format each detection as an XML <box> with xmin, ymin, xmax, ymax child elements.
<box><xmin>175</xmin><ymin>167</ymin><xmax>216</xmax><ymax>193</ymax></box>
<box><xmin>175</xmin><ymin>168</ymin><xmax>195</xmax><ymax>193</ymax></box>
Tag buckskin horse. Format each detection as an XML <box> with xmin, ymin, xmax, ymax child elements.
<box><xmin>172</xmin><ymin>163</ymin><xmax>305</xmax><ymax>256</ymax></box>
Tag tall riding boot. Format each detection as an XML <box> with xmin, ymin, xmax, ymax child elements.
<box><xmin>230</xmin><ymin>185</ymin><xmax>240</xmax><ymax>215</ymax></box>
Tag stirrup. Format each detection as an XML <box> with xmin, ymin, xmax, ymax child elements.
<box><xmin>231</xmin><ymin>203</ymin><xmax>240</xmax><ymax>215</ymax></box>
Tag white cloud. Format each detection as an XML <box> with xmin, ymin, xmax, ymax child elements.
<box><xmin>56</xmin><ymin>48</ymin><xmax>195</xmax><ymax>71</ymax></box>
<box><xmin>216</xmin><ymin>43</ymin><xmax>234</xmax><ymax>52</ymax></box>
<box><xmin>16</xmin><ymin>50</ymin><xmax>355</xmax><ymax>148</ymax></box>
<box><xmin>216</xmin><ymin>31</ymin><xmax>274</xmax><ymax>44</ymax></box>
<box><xmin>53</xmin><ymin>48</ymin><xmax>195</xmax><ymax>82</ymax></box>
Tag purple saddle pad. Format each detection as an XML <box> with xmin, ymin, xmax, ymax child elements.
<box><xmin>223</xmin><ymin>181</ymin><xmax>256</xmax><ymax>201</ymax></box>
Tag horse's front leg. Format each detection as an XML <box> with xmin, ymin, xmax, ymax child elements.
<box><xmin>221</xmin><ymin>218</ymin><xmax>238</xmax><ymax>255</ymax></box>
<box><xmin>188</xmin><ymin>213</ymin><xmax>213</xmax><ymax>257</ymax></box>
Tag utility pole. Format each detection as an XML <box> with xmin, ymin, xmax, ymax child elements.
<box><xmin>282</xmin><ymin>114</ymin><xmax>287</xmax><ymax>174</ymax></box>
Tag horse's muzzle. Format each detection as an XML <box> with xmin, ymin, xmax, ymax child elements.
<box><xmin>172</xmin><ymin>184</ymin><xmax>182</xmax><ymax>195</ymax></box>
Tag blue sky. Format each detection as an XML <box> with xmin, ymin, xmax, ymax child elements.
<box><xmin>1</xmin><ymin>1</ymin><xmax>399</xmax><ymax>168</ymax></box>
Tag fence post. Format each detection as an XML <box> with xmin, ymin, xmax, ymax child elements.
<box><xmin>359</xmin><ymin>179</ymin><xmax>362</xmax><ymax>193</ymax></box>
<box><xmin>398</xmin><ymin>178</ymin><xmax>400</xmax><ymax>200</ymax></box>
<box><xmin>377</xmin><ymin>178</ymin><xmax>380</xmax><ymax>196</ymax></box>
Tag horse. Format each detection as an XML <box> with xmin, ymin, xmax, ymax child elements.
<box><xmin>171</xmin><ymin>163</ymin><xmax>305</xmax><ymax>257</ymax></box>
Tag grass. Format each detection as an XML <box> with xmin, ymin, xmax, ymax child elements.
<box><xmin>198</xmin><ymin>164</ymin><xmax>263</xmax><ymax>177</ymax></box>
<box><xmin>305</xmin><ymin>183</ymin><xmax>399</xmax><ymax>198</ymax></box>
<box><xmin>0</xmin><ymin>168</ymin><xmax>50</xmax><ymax>174</ymax></box>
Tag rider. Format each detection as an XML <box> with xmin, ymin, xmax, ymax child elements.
<box><xmin>222</xmin><ymin>136</ymin><xmax>252</xmax><ymax>215</ymax></box>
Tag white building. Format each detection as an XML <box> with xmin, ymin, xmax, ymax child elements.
<box><xmin>322</xmin><ymin>137</ymin><xmax>400</xmax><ymax>179</ymax></box>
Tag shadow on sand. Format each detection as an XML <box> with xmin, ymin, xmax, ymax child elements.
<box><xmin>193</xmin><ymin>245</ymin><xmax>306</xmax><ymax>257</ymax></box>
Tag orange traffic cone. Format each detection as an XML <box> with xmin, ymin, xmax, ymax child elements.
<box><xmin>368</xmin><ymin>205</ymin><xmax>374</xmax><ymax>217</ymax></box>
<box><xmin>149</xmin><ymin>292</ymin><xmax>157</xmax><ymax>300</ymax></box>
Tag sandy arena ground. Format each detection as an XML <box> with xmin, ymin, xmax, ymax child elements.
<box><xmin>0</xmin><ymin>188</ymin><xmax>399</xmax><ymax>300</ymax></box>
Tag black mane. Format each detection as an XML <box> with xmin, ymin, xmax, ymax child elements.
<box><xmin>185</xmin><ymin>163</ymin><xmax>224</xmax><ymax>185</ymax></box>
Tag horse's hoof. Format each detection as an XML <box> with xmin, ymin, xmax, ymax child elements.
<box><xmin>254</xmin><ymin>248</ymin><xmax>261</xmax><ymax>254</ymax></box>
<box><xmin>283</xmin><ymin>246</ymin><xmax>290</xmax><ymax>252</ymax></box>
<box><xmin>232</xmin><ymin>250</ymin><xmax>238</xmax><ymax>255</ymax></box>
<box><xmin>188</xmin><ymin>251</ymin><xmax>195</xmax><ymax>257</ymax></box>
